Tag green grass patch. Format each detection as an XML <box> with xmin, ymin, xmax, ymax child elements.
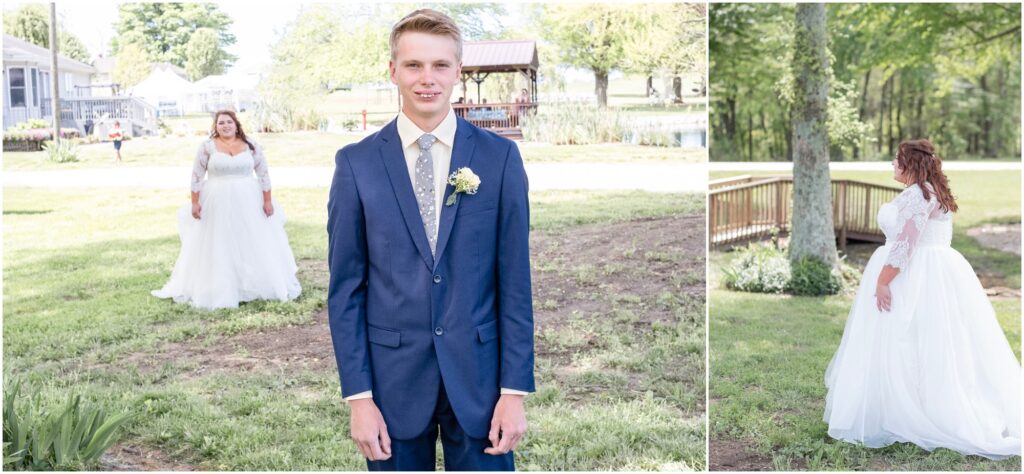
<box><xmin>709</xmin><ymin>287</ymin><xmax>1021</xmax><ymax>470</ymax></box>
<box><xmin>4</xmin><ymin>187</ymin><xmax>705</xmax><ymax>470</ymax></box>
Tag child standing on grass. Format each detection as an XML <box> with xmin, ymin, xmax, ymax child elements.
<box><xmin>108</xmin><ymin>120</ymin><xmax>123</xmax><ymax>163</ymax></box>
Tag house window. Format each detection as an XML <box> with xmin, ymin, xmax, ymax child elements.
<box><xmin>39</xmin><ymin>71</ymin><xmax>50</xmax><ymax>101</ymax></box>
<box><xmin>9</xmin><ymin>68</ymin><xmax>26</xmax><ymax>107</ymax></box>
<box><xmin>64</xmin><ymin>72</ymin><xmax>73</xmax><ymax>94</ymax></box>
<box><xmin>31</xmin><ymin>68</ymin><xmax>38</xmax><ymax>106</ymax></box>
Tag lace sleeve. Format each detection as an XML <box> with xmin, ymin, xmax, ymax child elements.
<box><xmin>190</xmin><ymin>141</ymin><xmax>210</xmax><ymax>193</ymax></box>
<box><xmin>885</xmin><ymin>186</ymin><xmax>940</xmax><ymax>270</ymax></box>
<box><xmin>252</xmin><ymin>142</ymin><xmax>272</xmax><ymax>191</ymax></box>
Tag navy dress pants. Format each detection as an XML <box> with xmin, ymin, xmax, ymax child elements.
<box><xmin>367</xmin><ymin>383</ymin><xmax>514</xmax><ymax>471</ymax></box>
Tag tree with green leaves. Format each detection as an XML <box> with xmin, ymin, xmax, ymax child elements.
<box><xmin>113</xmin><ymin>43</ymin><xmax>150</xmax><ymax>89</ymax></box>
<box><xmin>623</xmin><ymin>3</ymin><xmax>707</xmax><ymax>99</ymax></box>
<box><xmin>711</xmin><ymin>3</ymin><xmax>1020</xmax><ymax>161</ymax></box>
<box><xmin>790</xmin><ymin>3</ymin><xmax>837</xmax><ymax>267</ymax></box>
<box><xmin>184</xmin><ymin>28</ymin><xmax>229</xmax><ymax>81</ymax></box>
<box><xmin>111</xmin><ymin>3</ymin><xmax>236</xmax><ymax>73</ymax></box>
<box><xmin>3</xmin><ymin>4</ymin><xmax>92</xmax><ymax>63</ymax></box>
<box><xmin>541</xmin><ymin>4</ymin><xmax>640</xmax><ymax>107</ymax></box>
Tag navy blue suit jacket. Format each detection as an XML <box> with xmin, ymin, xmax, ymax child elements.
<box><xmin>327</xmin><ymin>117</ymin><xmax>535</xmax><ymax>440</ymax></box>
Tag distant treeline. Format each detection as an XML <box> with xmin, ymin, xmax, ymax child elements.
<box><xmin>710</xmin><ymin>3</ymin><xmax>1021</xmax><ymax>161</ymax></box>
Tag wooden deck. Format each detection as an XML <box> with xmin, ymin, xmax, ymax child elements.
<box><xmin>709</xmin><ymin>175</ymin><xmax>903</xmax><ymax>251</ymax></box>
<box><xmin>453</xmin><ymin>102</ymin><xmax>535</xmax><ymax>140</ymax></box>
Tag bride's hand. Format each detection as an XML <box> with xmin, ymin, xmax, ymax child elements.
<box><xmin>263</xmin><ymin>201</ymin><xmax>274</xmax><ymax>217</ymax></box>
<box><xmin>191</xmin><ymin>202</ymin><xmax>201</xmax><ymax>219</ymax></box>
<box><xmin>874</xmin><ymin>283</ymin><xmax>892</xmax><ymax>312</ymax></box>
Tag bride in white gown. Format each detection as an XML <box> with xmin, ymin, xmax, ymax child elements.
<box><xmin>824</xmin><ymin>139</ymin><xmax>1021</xmax><ymax>459</ymax></box>
<box><xmin>152</xmin><ymin>110</ymin><xmax>301</xmax><ymax>310</ymax></box>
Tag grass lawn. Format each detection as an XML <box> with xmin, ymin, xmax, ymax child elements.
<box><xmin>3</xmin><ymin>187</ymin><xmax>706</xmax><ymax>471</ymax></box>
<box><xmin>709</xmin><ymin>170</ymin><xmax>1022</xmax><ymax>470</ymax></box>
<box><xmin>3</xmin><ymin>132</ymin><xmax>700</xmax><ymax>171</ymax></box>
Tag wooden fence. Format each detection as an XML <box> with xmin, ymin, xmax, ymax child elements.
<box><xmin>709</xmin><ymin>175</ymin><xmax>902</xmax><ymax>250</ymax></box>
<box><xmin>453</xmin><ymin>102</ymin><xmax>536</xmax><ymax>138</ymax></box>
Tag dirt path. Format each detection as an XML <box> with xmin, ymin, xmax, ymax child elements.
<box><xmin>709</xmin><ymin>438</ymin><xmax>774</xmax><ymax>471</ymax></box>
<box><xmin>100</xmin><ymin>443</ymin><xmax>197</xmax><ymax>471</ymax></box>
<box><xmin>967</xmin><ymin>223</ymin><xmax>1021</xmax><ymax>256</ymax></box>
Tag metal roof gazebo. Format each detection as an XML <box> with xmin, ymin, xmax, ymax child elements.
<box><xmin>455</xmin><ymin>40</ymin><xmax>538</xmax><ymax>139</ymax></box>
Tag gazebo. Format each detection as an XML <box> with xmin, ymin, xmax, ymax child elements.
<box><xmin>456</xmin><ymin>40</ymin><xmax>539</xmax><ymax>139</ymax></box>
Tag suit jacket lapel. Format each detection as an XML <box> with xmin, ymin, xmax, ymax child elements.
<box><xmin>378</xmin><ymin>121</ymin><xmax>434</xmax><ymax>269</ymax></box>
<box><xmin>433</xmin><ymin>119</ymin><xmax>475</xmax><ymax>271</ymax></box>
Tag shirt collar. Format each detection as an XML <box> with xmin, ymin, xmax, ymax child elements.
<box><xmin>397</xmin><ymin>107</ymin><xmax>457</xmax><ymax>150</ymax></box>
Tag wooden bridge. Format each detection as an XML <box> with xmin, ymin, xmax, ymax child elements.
<box><xmin>709</xmin><ymin>175</ymin><xmax>903</xmax><ymax>251</ymax></box>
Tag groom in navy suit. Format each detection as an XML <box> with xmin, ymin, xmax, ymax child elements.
<box><xmin>327</xmin><ymin>9</ymin><xmax>535</xmax><ymax>471</ymax></box>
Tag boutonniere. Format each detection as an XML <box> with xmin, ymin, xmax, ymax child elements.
<box><xmin>446</xmin><ymin>167</ymin><xmax>481</xmax><ymax>206</ymax></box>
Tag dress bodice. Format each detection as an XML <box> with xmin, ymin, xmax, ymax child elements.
<box><xmin>207</xmin><ymin>151</ymin><xmax>256</xmax><ymax>179</ymax></box>
<box><xmin>878</xmin><ymin>201</ymin><xmax>952</xmax><ymax>248</ymax></box>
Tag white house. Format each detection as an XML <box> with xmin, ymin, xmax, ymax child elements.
<box><xmin>2</xmin><ymin>34</ymin><xmax>95</xmax><ymax>129</ymax></box>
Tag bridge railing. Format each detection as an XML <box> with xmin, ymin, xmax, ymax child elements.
<box><xmin>709</xmin><ymin>175</ymin><xmax>902</xmax><ymax>250</ymax></box>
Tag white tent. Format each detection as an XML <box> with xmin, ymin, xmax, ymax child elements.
<box><xmin>129</xmin><ymin>69</ymin><xmax>202</xmax><ymax>116</ymax></box>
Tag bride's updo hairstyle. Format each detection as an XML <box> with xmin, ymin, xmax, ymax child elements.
<box><xmin>896</xmin><ymin>139</ymin><xmax>958</xmax><ymax>213</ymax></box>
<box><xmin>210</xmin><ymin>109</ymin><xmax>255</xmax><ymax>151</ymax></box>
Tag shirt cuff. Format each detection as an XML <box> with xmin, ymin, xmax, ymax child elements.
<box><xmin>500</xmin><ymin>388</ymin><xmax>529</xmax><ymax>396</ymax></box>
<box><xmin>344</xmin><ymin>390</ymin><xmax>373</xmax><ymax>401</ymax></box>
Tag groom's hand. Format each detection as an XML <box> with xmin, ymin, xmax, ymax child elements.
<box><xmin>348</xmin><ymin>398</ymin><xmax>392</xmax><ymax>461</ymax></box>
<box><xmin>484</xmin><ymin>394</ymin><xmax>527</xmax><ymax>455</ymax></box>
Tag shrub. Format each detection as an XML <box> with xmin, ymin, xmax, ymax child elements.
<box><xmin>521</xmin><ymin>101</ymin><xmax>627</xmax><ymax>144</ymax></box>
<box><xmin>41</xmin><ymin>140</ymin><xmax>79</xmax><ymax>163</ymax></box>
<box><xmin>3</xmin><ymin>381</ymin><xmax>131</xmax><ymax>471</ymax></box>
<box><xmin>723</xmin><ymin>242</ymin><xmax>859</xmax><ymax>296</ymax></box>
<box><xmin>251</xmin><ymin>99</ymin><xmax>325</xmax><ymax>133</ymax></box>
<box><xmin>14</xmin><ymin>119</ymin><xmax>51</xmax><ymax>130</ymax></box>
<box><xmin>788</xmin><ymin>255</ymin><xmax>843</xmax><ymax>296</ymax></box>
<box><xmin>722</xmin><ymin>242</ymin><xmax>791</xmax><ymax>293</ymax></box>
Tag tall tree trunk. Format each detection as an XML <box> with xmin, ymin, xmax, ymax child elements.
<box><xmin>895</xmin><ymin>71</ymin><xmax>904</xmax><ymax>145</ymax></box>
<box><xmin>854</xmin><ymin>69</ymin><xmax>871</xmax><ymax>159</ymax></box>
<box><xmin>594</xmin><ymin>69</ymin><xmax>609</xmax><ymax>108</ymax></box>
<box><xmin>726</xmin><ymin>96</ymin><xmax>737</xmax><ymax>136</ymax></box>
<box><xmin>887</xmin><ymin>74</ymin><xmax>895</xmax><ymax>155</ymax></box>
<box><xmin>981</xmin><ymin>73</ymin><xmax>992</xmax><ymax>157</ymax></box>
<box><xmin>747</xmin><ymin>113</ymin><xmax>754</xmax><ymax>160</ymax></box>
<box><xmin>876</xmin><ymin>74</ymin><xmax>887</xmax><ymax>154</ymax></box>
<box><xmin>790</xmin><ymin>3</ymin><xmax>837</xmax><ymax>266</ymax></box>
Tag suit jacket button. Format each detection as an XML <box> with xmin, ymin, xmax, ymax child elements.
<box><xmin>433</xmin><ymin>275</ymin><xmax>442</xmax><ymax>284</ymax></box>
<box><xmin>434</xmin><ymin>327</ymin><xmax>444</xmax><ymax>336</ymax></box>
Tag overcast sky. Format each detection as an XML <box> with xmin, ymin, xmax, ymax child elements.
<box><xmin>6</xmin><ymin>1</ymin><xmax>305</xmax><ymax>73</ymax></box>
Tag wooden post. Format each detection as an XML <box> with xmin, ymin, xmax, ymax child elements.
<box><xmin>863</xmin><ymin>187</ymin><xmax>872</xmax><ymax>232</ymax></box>
<box><xmin>838</xmin><ymin>181</ymin><xmax>848</xmax><ymax>253</ymax></box>
<box><xmin>774</xmin><ymin>181</ymin><xmax>784</xmax><ymax>230</ymax></box>
<box><xmin>49</xmin><ymin>3</ymin><xmax>61</xmax><ymax>143</ymax></box>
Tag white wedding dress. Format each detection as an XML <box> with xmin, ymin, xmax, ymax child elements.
<box><xmin>152</xmin><ymin>140</ymin><xmax>301</xmax><ymax>310</ymax></box>
<box><xmin>824</xmin><ymin>183</ymin><xmax>1021</xmax><ymax>459</ymax></box>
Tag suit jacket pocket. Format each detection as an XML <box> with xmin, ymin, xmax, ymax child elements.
<box><xmin>368</xmin><ymin>325</ymin><xmax>401</xmax><ymax>348</ymax></box>
<box><xmin>457</xmin><ymin>205</ymin><xmax>497</xmax><ymax>219</ymax></box>
<box><xmin>476</xmin><ymin>320</ymin><xmax>498</xmax><ymax>343</ymax></box>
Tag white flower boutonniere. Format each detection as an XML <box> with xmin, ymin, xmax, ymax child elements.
<box><xmin>446</xmin><ymin>167</ymin><xmax>480</xmax><ymax>206</ymax></box>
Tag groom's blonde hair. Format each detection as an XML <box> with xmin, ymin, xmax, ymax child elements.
<box><xmin>390</xmin><ymin>9</ymin><xmax>463</xmax><ymax>62</ymax></box>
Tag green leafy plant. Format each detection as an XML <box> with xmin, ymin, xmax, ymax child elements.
<box><xmin>3</xmin><ymin>381</ymin><xmax>132</xmax><ymax>470</ymax></box>
<box><xmin>41</xmin><ymin>140</ymin><xmax>79</xmax><ymax>163</ymax></box>
<box><xmin>787</xmin><ymin>255</ymin><xmax>843</xmax><ymax>296</ymax></box>
<box><xmin>14</xmin><ymin>119</ymin><xmax>51</xmax><ymax>130</ymax></box>
<box><xmin>722</xmin><ymin>241</ymin><xmax>791</xmax><ymax>293</ymax></box>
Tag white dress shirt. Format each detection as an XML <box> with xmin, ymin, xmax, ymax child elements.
<box><xmin>346</xmin><ymin>108</ymin><xmax>527</xmax><ymax>401</ymax></box>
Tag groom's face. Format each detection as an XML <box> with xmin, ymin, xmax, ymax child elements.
<box><xmin>390</xmin><ymin>31</ymin><xmax>462</xmax><ymax>123</ymax></box>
